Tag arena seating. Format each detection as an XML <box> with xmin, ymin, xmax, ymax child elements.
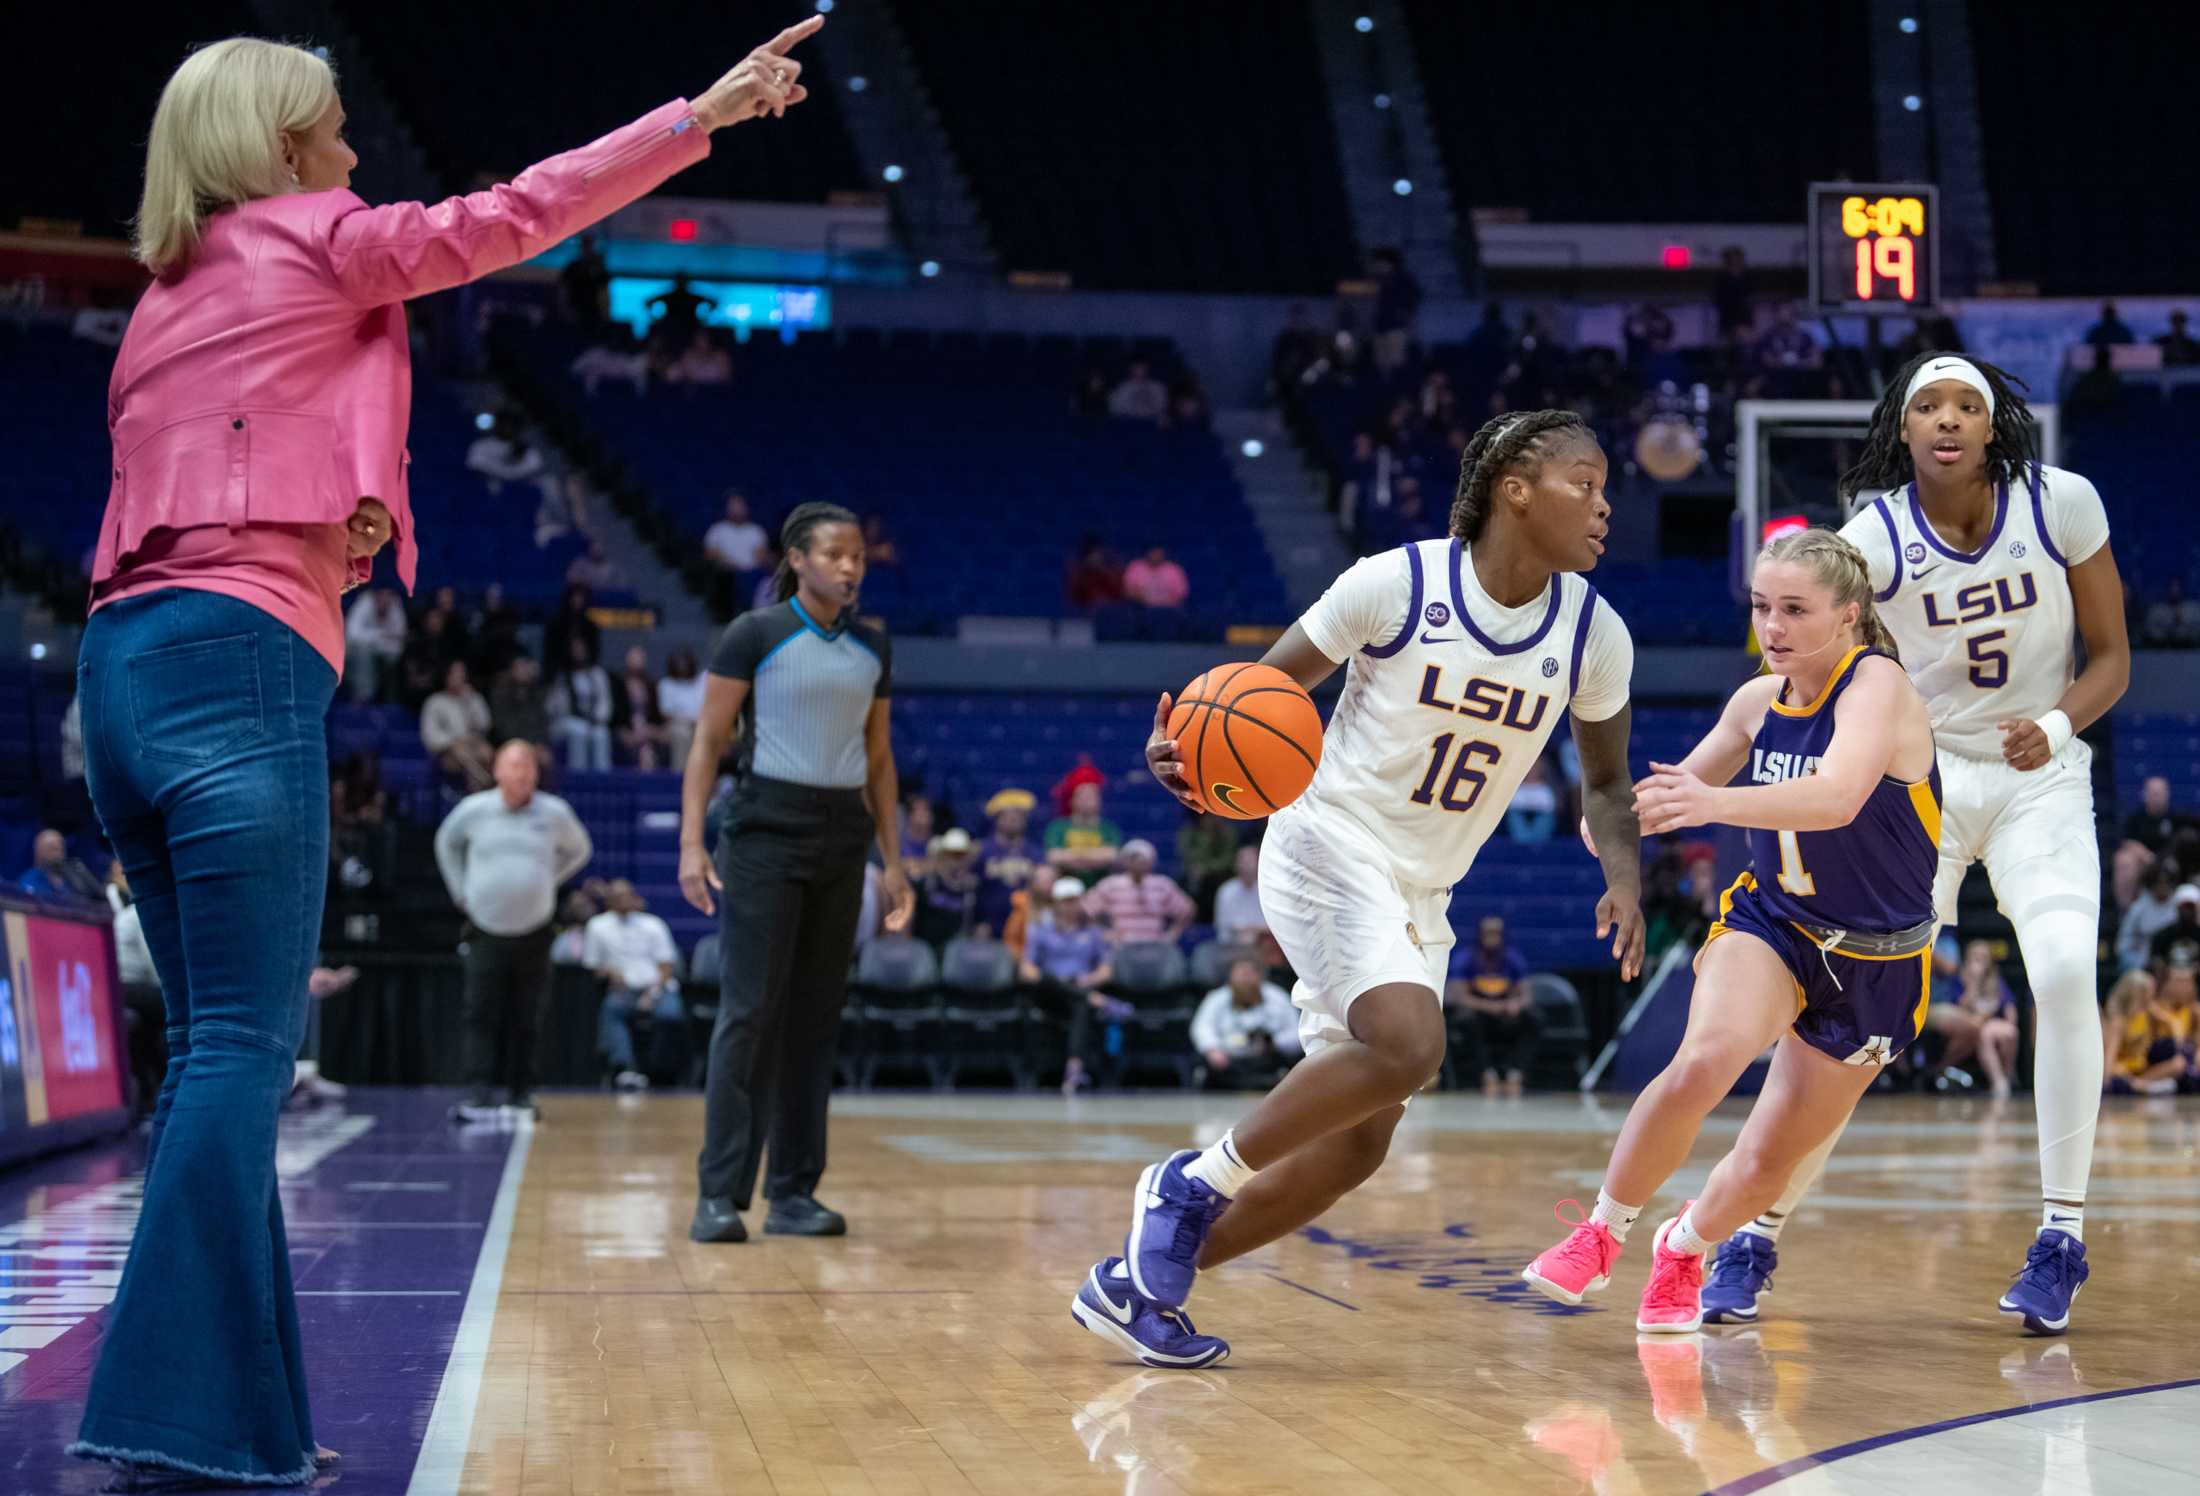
<box><xmin>1972</xmin><ymin>16</ymin><xmax>2198</xmax><ymax>296</ymax></box>
<box><xmin>507</xmin><ymin>323</ymin><xmax>1290</xmax><ymax>635</ymax></box>
<box><xmin>2063</xmin><ymin>386</ymin><xmax>2200</xmax><ymax>605</ymax></box>
<box><xmin>1402</xmin><ymin>2</ymin><xmax>1875</xmax><ymax>224</ymax></box>
<box><xmin>340</xmin><ymin>0</ymin><xmax>866</xmax><ymax>203</ymax></box>
<box><xmin>889</xmin><ymin>0</ymin><xmax>1359</xmax><ymax>292</ymax></box>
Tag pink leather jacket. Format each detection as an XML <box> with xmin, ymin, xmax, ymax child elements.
<box><xmin>95</xmin><ymin>99</ymin><xmax>710</xmax><ymax>593</ymax></box>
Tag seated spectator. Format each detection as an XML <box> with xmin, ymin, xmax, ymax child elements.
<box><xmin>703</xmin><ymin>492</ymin><xmax>769</xmax><ymax>573</ymax></box>
<box><xmin>560</xmin><ymin>231</ymin><xmax>611</xmax><ymax>330</ymax></box>
<box><xmin>1212</xmin><ymin>845</ymin><xmax>1271</xmax><ymax>951</ymax></box>
<box><xmin>583</xmin><ymin>880</ymin><xmax>684</xmax><ymax>1090</ymax></box>
<box><xmin>566</xmin><ymin>540</ymin><xmax>621</xmax><ymax>592</ymax></box>
<box><xmin>646</xmin><ymin>273</ymin><xmax>715</xmax><ymax>349</ymax></box>
<box><xmin>550</xmin><ymin>889</ymin><xmax>600</xmax><ymax>966</ymax></box>
<box><xmin>1927</xmin><ymin>939</ymin><xmax>2021</xmax><ymax>1099</ymax></box>
<box><xmin>1753</xmin><ymin>301</ymin><xmax>1821</xmax><ymax>372</ymax></box>
<box><xmin>1065</xmin><ymin>537</ymin><xmax>1124</xmax><ymax>611</ymax></box>
<box><xmin>1052</xmin><ymin>753</ymin><xmax>1109</xmax><ymax>817</ymax></box>
<box><xmin>489</xmin><ymin>656</ymin><xmax>551</xmax><ymax>750</ymax></box>
<box><xmin>900</xmin><ymin>795</ymin><xmax>939</xmax><ymax>879</ymax></box>
<box><xmin>1019</xmin><ymin>880</ymin><xmax>1122</xmax><ymax>1095</ymax></box>
<box><xmin>664</xmin><ymin>328</ymin><xmax>731</xmax><ymax>386</ymax></box>
<box><xmin>548</xmin><ymin>640</ymin><xmax>615</xmax><ymax>772</ymax></box>
<box><xmin>612</xmin><ymin>646</ymin><xmax>671</xmax><ymax>770</ymax></box>
<box><xmin>2144</xmin><ymin>578</ymin><xmax>2200</xmax><ymax>647</ymax></box>
<box><xmin>2082</xmin><ymin>299</ymin><xmax>2134</xmax><ymax>347</ymax></box>
<box><xmin>862</xmin><ymin>514</ymin><xmax>901</xmax><ymax>570</ymax></box>
<box><xmin>467</xmin><ymin>582</ymin><xmax>523</xmax><ymax>682</ymax></box>
<box><xmin>2105</xmin><ymin>956</ymin><xmax>2197</xmax><ymax>1094</ymax></box>
<box><xmin>1623</xmin><ymin>302</ymin><xmax>1675</xmax><ymax>372</ymax></box>
<box><xmin>2156</xmin><ymin>309</ymin><xmax>2199</xmax><ymax>367</ymax></box>
<box><xmin>1505</xmin><ymin>760</ymin><xmax>1559</xmax><ymax>843</ymax></box>
<box><xmin>18</xmin><ymin>829</ymin><xmax>102</xmax><ymax>903</ymax></box>
<box><xmin>1122</xmin><ymin>546</ymin><xmax>1190</xmax><ymax>609</ymax></box>
<box><xmin>1106</xmin><ymin>359</ymin><xmax>1169</xmax><ymax>423</ymax></box>
<box><xmin>421</xmin><ymin>661</ymin><xmax>495</xmax><ymax>793</ymax></box>
<box><xmin>2150</xmin><ymin>884</ymin><xmax>2200</xmax><ymax>971</ymax></box>
<box><xmin>2120</xmin><ymin>862</ymin><xmax>2185</xmax><ymax>974</ymax></box>
<box><xmin>1046</xmin><ymin>781</ymin><xmax>1123</xmax><ymax>887</ymax></box>
<box><xmin>1084</xmin><ymin>840</ymin><xmax>1196</xmax><ymax>946</ymax></box>
<box><xmin>1175</xmin><ymin>811</ymin><xmax>1240</xmax><ymax>920</ymax></box>
<box><xmin>1001</xmin><ymin>864</ymin><xmax>1055</xmax><ymax>960</ymax></box>
<box><xmin>657</xmin><ymin>648</ymin><xmax>705</xmax><ymax>771</ymax></box>
<box><xmin>543</xmin><ymin>584</ymin><xmax>602</xmax><ymax>676</ymax></box>
<box><xmin>977</xmin><ymin>789</ymin><xmax>1042</xmax><ymax>937</ymax></box>
<box><xmin>2120</xmin><ymin>775</ymin><xmax>2196</xmax><ymax>860</ymax></box>
<box><xmin>570</xmin><ymin>341</ymin><xmax>651</xmax><ymax>397</ymax></box>
<box><xmin>343</xmin><ymin>589</ymin><xmax>408</xmax><ymax>704</ymax></box>
<box><xmin>330</xmin><ymin>751</ymin><xmax>397</xmax><ymax>892</ymax></box>
<box><xmin>1445</xmin><ymin>916</ymin><xmax>1539</xmax><ymax>1096</ymax></box>
<box><xmin>915</xmin><ymin>827</ymin><xmax>984</xmax><ymax>948</ymax></box>
<box><xmin>397</xmin><ymin>605</ymin><xmax>462</xmax><ymax>713</ymax></box>
<box><xmin>1190</xmin><ymin>957</ymin><xmax>1301</xmax><ymax>1091</ymax></box>
<box><xmin>465</xmin><ymin>413</ymin><xmax>550</xmax><ymax>494</ymax></box>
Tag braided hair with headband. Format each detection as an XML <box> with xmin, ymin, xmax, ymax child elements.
<box><xmin>1838</xmin><ymin>351</ymin><xmax>2039</xmax><ymax>509</ymax></box>
<box><xmin>1449</xmin><ymin>409</ymin><xmax>1595</xmax><ymax>541</ymax></box>
<box><xmin>1757</xmin><ymin>527</ymin><xmax>1900</xmax><ymax>663</ymax></box>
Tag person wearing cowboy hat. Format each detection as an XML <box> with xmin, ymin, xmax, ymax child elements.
<box><xmin>915</xmin><ymin>826</ymin><xmax>983</xmax><ymax>949</ymax></box>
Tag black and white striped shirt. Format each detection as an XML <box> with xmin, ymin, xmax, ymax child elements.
<box><xmin>709</xmin><ymin>599</ymin><xmax>891</xmax><ymax>788</ymax></box>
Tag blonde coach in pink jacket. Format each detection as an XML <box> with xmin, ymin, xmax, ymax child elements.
<box><xmin>69</xmin><ymin>21</ymin><xmax>820</xmax><ymax>1486</ymax></box>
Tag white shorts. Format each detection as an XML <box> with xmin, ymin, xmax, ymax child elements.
<box><xmin>1258</xmin><ymin>801</ymin><xmax>1453</xmax><ymax>1059</ymax></box>
<box><xmin>1934</xmin><ymin>740</ymin><xmax>2102</xmax><ymax>927</ymax></box>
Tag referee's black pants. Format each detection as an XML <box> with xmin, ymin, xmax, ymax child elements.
<box><xmin>698</xmin><ymin>777</ymin><xmax>872</xmax><ymax>1207</ymax></box>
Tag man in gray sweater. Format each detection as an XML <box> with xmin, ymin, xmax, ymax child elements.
<box><xmin>435</xmin><ymin>741</ymin><xmax>593</xmax><ymax>1120</ymax></box>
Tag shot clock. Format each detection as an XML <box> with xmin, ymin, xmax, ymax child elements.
<box><xmin>1808</xmin><ymin>182</ymin><xmax>1939</xmax><ymax>313</ymax></box>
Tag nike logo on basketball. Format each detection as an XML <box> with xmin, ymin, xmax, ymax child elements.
<box><xmin>1210</xmin><ymin>783</ymin><xmax>1248</xmax><ymax>816</ymax></box>
<box><xmin>1420</xmin><ymin>633</ymin><xmax>1460</xmax><ymax>644</ymax></box>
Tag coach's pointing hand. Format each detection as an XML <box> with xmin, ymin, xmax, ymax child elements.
<box><xmin>694</xmin><ymin>15</ymin><xmax>822</xmax><ymax>131</ymax></box>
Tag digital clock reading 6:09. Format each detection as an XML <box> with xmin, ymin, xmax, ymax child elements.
<box><xmin>1808</xmin><ymin>182</ymin><xmax>1939</xmax><ymax>314</ymax></box>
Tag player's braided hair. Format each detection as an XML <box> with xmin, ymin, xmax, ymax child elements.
<box><xmin>1758</xmin><ymin>527</ymin><xmax>1900</xmax><ymax>664</ymax></box>
<box><xmin>1449</xmin><ymin>409</ymin><xmax>1594</xmax><ymax>542</ymax></box>
<box><xmin>1838</xmin><ymin>351</ymin><xmax>2038</xmax><ymax>509</ymax></box>
<box><xmin>772</xmin><ymin>501</ymin><xmax>860</xmax><ymax>603</ymax></box>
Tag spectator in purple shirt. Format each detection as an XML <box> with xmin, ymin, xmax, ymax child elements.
<box><xmin>976</xmin><ymin>788</ymin><xmax>1042</xmax><ymax>935</ymax></box>
<box><xmin>1444</xmin><ymin>915</ymin><xmax>1540</xmax><ymax>1097</ymax></box>
<box><xmin>1021</xmin><ymin>878</ymin><xmax>1124</xmax><ymax>1094</ymax></box>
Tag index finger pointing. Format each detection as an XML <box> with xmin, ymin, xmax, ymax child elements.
<box><xmin>763</xmin><ymin>14</ymin><xmax>824</xmax><ymax>55</ymax></box>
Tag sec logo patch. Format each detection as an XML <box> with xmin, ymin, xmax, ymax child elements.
<box><xmin>2009</xmin><ymin>541</ymin><xmax>2027</xmax><ymax>558</ymax></box>
<box><xmin>1541</xmin><ymin>657</ymin><xmax>1560</xmax><ymax>678</ymax></box>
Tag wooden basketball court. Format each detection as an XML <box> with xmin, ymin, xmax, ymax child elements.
<box><xmin>440</xmin><ymin>1090</ymin><xmax>2200</xmax><ymax>1495</ymax></box>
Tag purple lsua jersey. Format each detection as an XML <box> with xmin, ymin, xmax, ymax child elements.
<box><xmin>1742</xmin><ymin>646</ymin><xmax>1941</xmax><ymax>934</ymax></box>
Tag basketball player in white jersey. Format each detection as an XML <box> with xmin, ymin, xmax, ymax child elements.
<box><xmin>1698</xmin><ymin>354</ymin><xmax>2130</xmax><ymax>1336</ymax></box>
<box><xmin>1069</xmin><ymin>410</ymin><xmax>1646</xmax><ymax>1368</ymax></box>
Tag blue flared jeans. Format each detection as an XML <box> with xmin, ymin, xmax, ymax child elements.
<box><xmin>69</xmin><ymin>588</ymin><xmax>333</xmax><ymax>1485</ymax></box>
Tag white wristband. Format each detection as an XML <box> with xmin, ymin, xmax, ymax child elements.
<box><xmin>2037</xmin><ymin>710</ymin><xmax>2073</xmax><ymax>756</ymax></box>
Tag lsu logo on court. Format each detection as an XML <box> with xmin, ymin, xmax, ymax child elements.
<box><xmin>1922</xmin><ymin>572</ymin><xmax>2037</xmax><ymax>627</ymax></box>
<box><xmin>1415</xmin><ymin>667</ymin><xmax>1550</xmax><ymax>734</ymax></box>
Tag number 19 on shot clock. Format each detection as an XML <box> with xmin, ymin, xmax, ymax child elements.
<box><xmin>1808</xmin><ymin>181</ymin><xmax>1939</xmax><ymax>313</ymax></box>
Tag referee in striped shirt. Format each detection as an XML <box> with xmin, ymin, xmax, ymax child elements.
<box><xmin>680</xmin><ymin>502</ymin><xmax>913</xmax><ymax>1243</ymax></box>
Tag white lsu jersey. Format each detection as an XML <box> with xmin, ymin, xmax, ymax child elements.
<box><xmin>1841</xmin><ymin>463</ymin><xmax>2109</xmax><ymax>761</ymax></box>
<box><xmin>1290</xmin><ymin>536</ymin><xmax>1634</xmax><ymax>890</ymax></box>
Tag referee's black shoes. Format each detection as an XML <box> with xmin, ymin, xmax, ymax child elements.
<box><xmin>764</xmin><ymin>1195</ymin><xmax>848</xmax><ymax>1236</ymax></box>
<box><xmin>690</xmin><ymin>1196</ymin><xmax>748</xmax><ymax>1243</ymax></box>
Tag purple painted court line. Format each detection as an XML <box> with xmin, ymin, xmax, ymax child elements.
<box><xmin>0</xmin><ymin>1090</ymin><xmax>511</xmax><ymax>1495</ymax></box>
<box><xmin>1703</xmin><ymin>1375</ymin><xmax>2200</xmax><ymax>1496</ymax></box>
<box><xmin>1262</xmin><ymin>1272</ymin><xmax>1360</xmax><ymax>1311</ymax></box>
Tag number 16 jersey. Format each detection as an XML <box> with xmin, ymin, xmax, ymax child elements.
<box><xmin>1291</xmin><ymin>537</ymin><xmax>1634</xmax><ymax>890</ymax></box>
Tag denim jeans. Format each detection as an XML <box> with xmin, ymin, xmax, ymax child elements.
<box><xmin>69</xmin><ymin>588</ymin><xmax>334</xmax><ymax>1485</ymax></box>
<box><xmin>600</xmin><ymin>983</ymin><xmax>685</xmax><ymax>1073</ymax></box>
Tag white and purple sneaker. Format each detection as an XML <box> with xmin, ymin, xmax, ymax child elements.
<box><xmin>1700</xmin><ymin>1232</ymin><xmax>1777</xmax><ymax>1324</ymax></box>
<box><xmin>1123</xmin><ymin>1149</ymin><xmax>1229</xmax><ymax>1307</ymax></box>
<box><xmin>1071</xmin><ymin>1258</ymin><xmax>1230</xmax><ymax>1369</ymax></box>
<box><xmin>1999</xmin><ymin>1230</ymin><xmax>2088</xmax><ymax>1335</ymax></box>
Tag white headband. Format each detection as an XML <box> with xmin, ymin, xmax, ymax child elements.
<box><xmin>1903</xmin><ymin>356</ymin><xmax>1994</xmax><ymax>419</ymax></box>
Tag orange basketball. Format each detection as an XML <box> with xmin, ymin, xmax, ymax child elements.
<box><xmin>1166</xmin><ymin>663</ymin><xmax>1323</xmax><ymax>820</ymax></box>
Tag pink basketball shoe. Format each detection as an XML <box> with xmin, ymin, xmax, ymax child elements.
<box><xmin>1635</xmin><ymin>1212</ymin><xmax>1706</xmax><ymax>1333</ymax></box>
<box><xmin>1522</xmin><ymin>1200</ymin><xmax>1624</xmax><ymax>1306</ymax></box>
